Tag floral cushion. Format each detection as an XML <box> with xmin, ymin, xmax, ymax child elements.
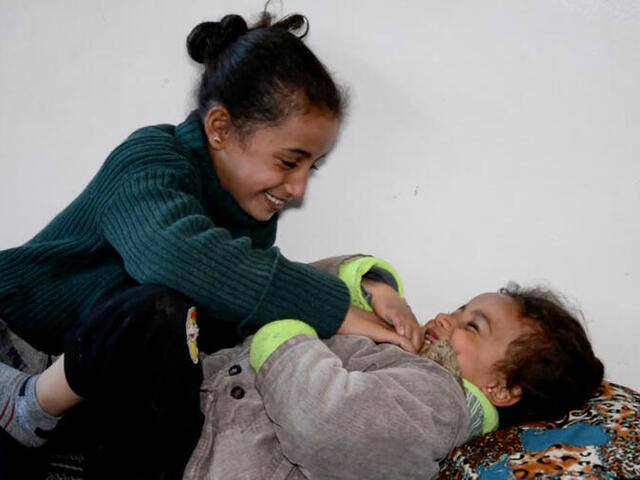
<box><xmin>438</xmin><ymin>381</ymin><xmax>640</xmax><ymax>479</ymax></box>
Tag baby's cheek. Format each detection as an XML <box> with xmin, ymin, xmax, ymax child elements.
<box><xmin>450</xmin><ymin>337</ymin><xmax>476</xmax><ymax>379</ymax></box>
<box><xmin>455</xmin><ymin>353</ymin><xmax>471</xmax><ymax>378</ymax></box>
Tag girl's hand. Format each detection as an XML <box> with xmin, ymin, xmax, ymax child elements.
<box><xmin>337</xmin><ymin>305</ymin><xmax>418</xmax><ymax>354</ymax></box>
<box><xmin>362</xmin><ymin>278</ymin><xmax>424</xmax><ymax>353</ymax></box>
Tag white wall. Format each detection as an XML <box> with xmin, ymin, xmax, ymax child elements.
<box><xmin>1</xmin><ymin>1</ymin><xmax>638</xmax><ymax>391</ymax></box>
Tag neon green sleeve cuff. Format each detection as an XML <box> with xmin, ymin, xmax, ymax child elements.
<box><xmin>337</xmin><ymin>256</ymin><xmax>404</xmax><ymax>312</ymax></box>
<box><xmin>249</xmin><ymin>319</ymin><xmax>318</xmax><ymax>372</ymax></box>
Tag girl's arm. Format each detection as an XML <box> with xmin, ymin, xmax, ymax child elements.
<box><xmin>99</xmin><ymin>164</ymin><xmax>349</xmax><ymax>337</ymax></box>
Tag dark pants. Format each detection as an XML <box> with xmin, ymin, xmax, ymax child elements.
<box><xmin>0</xmin><ymin>428</ymin><xmax>48</xmax><ymax>479</ymax></box>
<box><xmin>63</xmin><ymin>285</ymin><xmax>212</xmax><ymax>480</ymax></box>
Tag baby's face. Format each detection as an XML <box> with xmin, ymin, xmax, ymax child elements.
<box><xmin>421</xmin><ymin>293</ymin><xmax>535</xmax><ymax>394</ymax></box>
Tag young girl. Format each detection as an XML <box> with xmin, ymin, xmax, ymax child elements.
<box><xmin>0</xmin><ymin>9</ymin><xmax>423</xmax><ymax>475</ymax></box>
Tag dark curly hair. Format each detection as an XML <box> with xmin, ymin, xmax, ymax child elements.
<box><xmin>495</xmin><ymin>284</ymin><xmax>604</xmax><ymax>427</ymax></box>
<box><xmin>186</xmin><ymin>8</ymin><xmax>346</xmax><ymax>137</ymax></box>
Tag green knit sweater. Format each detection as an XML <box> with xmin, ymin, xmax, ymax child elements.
<box><xmin>0</xmin><ymin>112</ymin><xmax>350</xmax><ymax>353</ymax></box>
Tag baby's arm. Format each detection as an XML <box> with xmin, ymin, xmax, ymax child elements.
<box><xmin>250</xmin><ymin>321</ymin><xmax>467</xmax><ymax>480</ymax></box>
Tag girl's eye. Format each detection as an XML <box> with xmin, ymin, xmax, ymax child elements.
<box><xmin>280</xmin><ymin>159</ymin><xmax>297</xmax><ymax>169</ymax></box>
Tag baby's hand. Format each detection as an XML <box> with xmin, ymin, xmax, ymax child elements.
<box><xmin>362</xmin><ymin>278</ymin><xmax>424</xmax><ymax>352</ymax></box>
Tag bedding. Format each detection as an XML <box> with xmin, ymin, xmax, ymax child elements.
<box><xmin>438</xmin><ymin>381</ymin><xmax>640</xmax><ymax>479</ymax></box>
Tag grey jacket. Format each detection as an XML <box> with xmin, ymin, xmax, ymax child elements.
<box><xmin>183</xmin><ymin>333</ymin><xmax>469</xmax><ymax>480</ymax></box>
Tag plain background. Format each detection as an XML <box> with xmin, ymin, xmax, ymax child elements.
<box><xmin>1</xmin><ymin>1</ymin><xmax>638</xmax><ymax>391</ymax></box>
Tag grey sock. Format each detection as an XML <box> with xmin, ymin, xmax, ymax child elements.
<box><xmin>0</xmin><ymin>362</ymin><xmax>60</xmax><ymax>447</ymax></box>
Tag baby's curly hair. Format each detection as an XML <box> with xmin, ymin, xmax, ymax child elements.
<box><xmin>495</xmin><ymin>284</ymin><xmax>604</xmax><ymax>428</ymax></box>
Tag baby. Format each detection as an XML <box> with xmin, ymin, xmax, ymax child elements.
<box><xmin>183</xmin><ymin>258</ymin><xmax>603</xmax><ymax>480</ymax></box>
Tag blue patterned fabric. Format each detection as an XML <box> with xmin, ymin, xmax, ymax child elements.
<box><xmin>438</xmin><ymin>382</ymin><xmax>640</xmax><ymax>479</ymax></box>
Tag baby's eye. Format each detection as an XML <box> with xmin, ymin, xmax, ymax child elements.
<box><xmin>466</xmin><ymin>321</ymin><xmax>479</xmax><ymax>332</ymax></box>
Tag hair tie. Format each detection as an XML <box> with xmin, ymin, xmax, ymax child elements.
<box><xmin>273</xmin><ymin>14</ymin><xmax>309</xmax><ymax>39</ymax></box>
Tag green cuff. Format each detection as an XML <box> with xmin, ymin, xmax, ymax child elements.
<box><xmin>249</xmin><ymin>319</ymin><xmax>318</xmax><ymax>372</ymax></box>
<box><xmin>337</xmin><ymin>257</ymin><xmax>404</xmax><ymax>311</ymax></box>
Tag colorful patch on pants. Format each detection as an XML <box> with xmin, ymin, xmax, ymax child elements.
<box><xmin>185</xmin><ymin>307</ymin><xmax>200</xmax><ymax>364</ymax></box>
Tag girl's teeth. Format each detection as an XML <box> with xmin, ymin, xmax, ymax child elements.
<box><xmin>265</xmin><ymin>192</ymin><xmax>284</xmax><ymax>205</ymax></box>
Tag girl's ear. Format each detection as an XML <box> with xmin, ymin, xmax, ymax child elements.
<box><xmin>204</xmin><ymin>106</ymin><xmax>232</xmax><ymax>150</ymax></box>
<box><xmin>483</xmin><ymin>382</ymin><xmax>522</xmax><ymax>407</ymax></box>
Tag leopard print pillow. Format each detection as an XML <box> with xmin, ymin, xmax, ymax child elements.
<box><xmin>438</xmin><ymin>381</ymin><xmax>640</xmax><ymax>479</ymax></box>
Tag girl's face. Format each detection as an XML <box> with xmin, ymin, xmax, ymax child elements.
<box><xmin>210</xmin><ymin>107</ymin><xmax>340</xmax><ymax>221</ymax></box>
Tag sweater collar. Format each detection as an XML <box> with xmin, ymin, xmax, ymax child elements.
<box><xmin>174</xmin><ymin>111</ymin><xmax>279</xmax><ymax>231</ymax></box>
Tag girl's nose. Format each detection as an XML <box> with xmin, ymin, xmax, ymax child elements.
<box><xmin>285</xmin><ymin>169</ymin><xmax>309</xmax><ymax>199</ymax></box>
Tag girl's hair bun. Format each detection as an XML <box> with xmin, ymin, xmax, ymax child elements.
<box><xmin>187</xmin><ymin>14</ymin><xmax>249</xmax><ymax>64</ymax></box>
<box><xmin>189</xmin><ymin>6</ymin><xmax>344</xmax><ymax>131</ymax></box>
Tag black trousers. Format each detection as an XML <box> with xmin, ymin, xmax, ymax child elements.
<box><xmin>63</xmin><ymin>285</ymin><xmax>219</xmax><ymax>480</ymax></box>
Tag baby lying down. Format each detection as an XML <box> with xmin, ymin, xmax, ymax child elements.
<box><xmin>183</xmin><ymin>256</ymin><xmax>603</xmax><ymax>480</ymax></box>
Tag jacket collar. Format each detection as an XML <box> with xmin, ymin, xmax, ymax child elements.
<box><xmin>462</xmin><ymin>379</ymin><xmax>499</xmax><ymax>441</ymax></box>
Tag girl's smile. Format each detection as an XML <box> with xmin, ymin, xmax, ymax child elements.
<box><xmin>264</xmin><ymin>191</ymin><xmax>286</xmax><ymax>211</ymax></box>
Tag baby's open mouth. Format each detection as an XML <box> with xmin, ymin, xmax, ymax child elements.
<box><xmin>424</xmin><ymin>331</ymin><xmax>439</xmax><ymax>346</ymax></box>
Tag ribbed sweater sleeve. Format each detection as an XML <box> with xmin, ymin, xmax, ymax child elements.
<box><xmin>99</xmin><ymin>152</ymin><xmax>349</xmax><ymax>338</ymax></box>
